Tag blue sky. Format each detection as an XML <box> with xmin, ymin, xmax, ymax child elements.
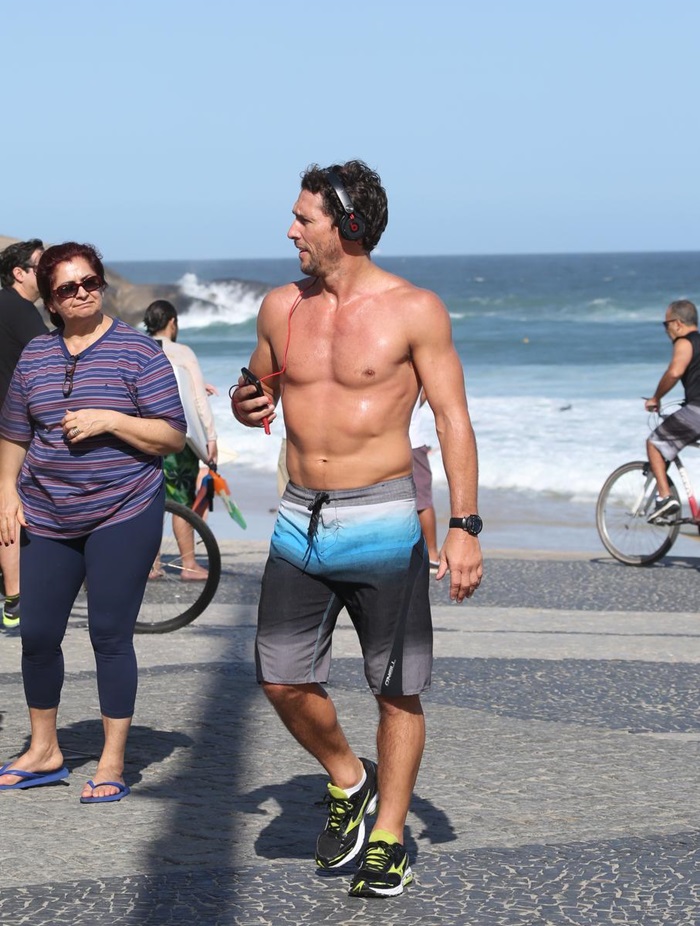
<box><xmin>5</xmin><ymin>0</ymin><xmax>699</xmax><ymax>260</ymax></box>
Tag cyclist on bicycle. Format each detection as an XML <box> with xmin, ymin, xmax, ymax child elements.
<box><xmin>645</xmin><ymin>299</ymin><xmax>700</xmax><ymax>522</ymax></box>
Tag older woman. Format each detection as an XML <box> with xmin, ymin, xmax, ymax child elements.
<box><xmin>0</xmin><ymin>242</ymin><xmax>186</xmax><ymax>803</ymax></box>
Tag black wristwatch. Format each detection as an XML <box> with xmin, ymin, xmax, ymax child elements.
<box><xmin>449</xmin><ymin>515</ymin><xmax>483</xmax><ymax>536</ymax></box>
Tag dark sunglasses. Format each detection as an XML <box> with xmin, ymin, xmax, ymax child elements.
<box><xmin>63</xmin><ymin>354</ymin><xmax>79</xmax><ymax>397</ymax></box>
<box><xmin>53</xmin><ymin>274</ymin><xmax>103</xmax><ymax>302</ymax></box>
<box><xmin>662</xmin><ymin>320</ymin><xmax>677</xmax><ymax>329</ymax></box>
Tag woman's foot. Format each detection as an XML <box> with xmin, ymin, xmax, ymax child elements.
<box><xmin>180</xmin><ymin>563</ymin><xmax>208</xmax><ymax>581</ymax></box>
<box><xmin>80</xmin><ymin>765</ymin><xmax>127</xmax><ymax>801</ymax></box>
<box><xmin>0</xmin><ymin>745</ymin><xmax>65</xmax><ymax>787</ymax></box>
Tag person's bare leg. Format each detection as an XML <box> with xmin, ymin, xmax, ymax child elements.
<box><xmin>371</xmin><ymin>694</ymin><xmax>425</xmax><ymax>843</ymax></box>
<box><xmin>262</xmin><ymin>682</ymin><xmax>364</xmax><ymax>788</ymax></box>
<box><xmin>418</xmin><ymin>506</ymin><xmax>439</xmax><ymax>563</ymax></box>
<box><xmin>173</xmin><ymin>514</ymin><xmax>208</xmax><ymax>580</ymax></box>
<box><xmin>0</xmin><ymin>542</ymin><xmax>20</xmax><ymax>597</ymax></box>
<box><xmin>647</xmin><ymin>440</ymin><xmax>671</xmax><ymax>498</ymax></box>
<box><xmin>80</xmin><ymin>715</ymin><xmax>132</xmax><ymax>800</ymax></box>
<box><xmin>0</xmin><ymin>707</ymin><xmax>63</xmax><ymax>786</ymax></box>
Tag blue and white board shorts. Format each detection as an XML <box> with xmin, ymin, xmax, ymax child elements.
<box><xmin>649</xmin><ymin>403</ymin><xmax>700</xmax><ymax>461</ymax></box>
<box><xmin>256</xmin><ymin>475</ymin><xmax>432</xmax><ymax>696</ymax></box>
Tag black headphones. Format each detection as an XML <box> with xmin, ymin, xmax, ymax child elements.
<box><xmin>326</xmin><ymin>169</ymin><xmax>366</xmax><ymax>242</ymax></box>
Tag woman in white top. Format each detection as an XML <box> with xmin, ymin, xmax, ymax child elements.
<box><xmin>144</xmin><ymin>300</ymin><xmax>218</xmax><ymax>580</ymax></box>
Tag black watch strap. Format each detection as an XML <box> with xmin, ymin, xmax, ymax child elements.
<box><xmin>449</xmin><ymin>515</ymin><xmax>483</xmax><ymax>536</ymax></box>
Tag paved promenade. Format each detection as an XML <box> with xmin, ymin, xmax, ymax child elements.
<box><xmin>1</xmin><ymin>542</ymin><xmax>700</xmax><ymax>924</ymax></box>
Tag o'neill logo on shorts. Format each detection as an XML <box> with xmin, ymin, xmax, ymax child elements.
<box><xmin>384</xmin><ymin>659</ymin><xmax>397</xmax><ymax>687</ymax></box>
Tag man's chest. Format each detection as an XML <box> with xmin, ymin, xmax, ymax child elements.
<box><xmin>278</xmin><ymin>309</ymin><xmax>410</xmax><ymax>387</ymax></box>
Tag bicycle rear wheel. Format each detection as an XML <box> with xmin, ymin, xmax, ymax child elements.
<box><xmin>596</xmin><ymin>460</ymin><xmax>681</xmax><ymax>565</ymax></box>
<box><xmin>135</xmin><ymin>499</ymin><xmax>221</xmax><ymax>633</ymax></box>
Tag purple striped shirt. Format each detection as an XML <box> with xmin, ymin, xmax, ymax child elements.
<box><xmin>0</xmin><ymin>318</ymin><xmax>186</xmax><ymax>538</ymax></box>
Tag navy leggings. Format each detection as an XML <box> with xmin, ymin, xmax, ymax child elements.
<box><xmin>19</xmin><ymin>486</ymin><xmax>165</xmax><ymax>719</ymax></box>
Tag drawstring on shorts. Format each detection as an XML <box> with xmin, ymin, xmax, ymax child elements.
<box><xmin>307</xmin><ymin>492</ymin><xmax>331</xmax><ymax>541</ymax></box>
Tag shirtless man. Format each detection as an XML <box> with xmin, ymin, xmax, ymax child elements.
<box><xmin>231</xmin><ymin>160</ymin><xmax>483</xmax><ymax>898</ymax></box>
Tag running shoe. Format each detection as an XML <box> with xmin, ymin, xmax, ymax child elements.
<box><xmin>2</xmin><ymin>595</ymin><xmax>20</xmax><ymax>630</ymax></box>
<box><xmin>348</xmin><ymin>839</ymin><xmax>413</xmax><ymax>897</ymax></box>
<box><xmin>315</xmin><ymin>757</ymin><xmax>378</xmax><ymax>869</ymax></box>
<box><xmin>647</xmin><ymin>495</ymin><xmax>680</xmax><ymax>523</ymax></box>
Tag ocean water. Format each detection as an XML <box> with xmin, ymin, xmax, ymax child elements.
<box><xmin>112</xmin><ymin>252</ymin><xmax>700</xmax><ymax>518</ymax></box>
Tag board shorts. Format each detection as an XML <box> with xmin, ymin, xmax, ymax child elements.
<box><xmin>412</xmin><ymin>445</ymin><xmax>434</xmax><ymax>511</ymax></box>
<box><xmin>256</xmin><ymin>475</ymin><xmax>433</xmax><ymax>696</ymax></box>
<box><xmin>649</xmin><ymin>404</ymin><xmax>700</xmax><ymax>462</ymax></box>
<box><xmin>163</xmin><ymin>444</ymin><xmax>200</xmax><ymax>506</ymax></box>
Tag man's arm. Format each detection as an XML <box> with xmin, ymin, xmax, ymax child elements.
<box><xmin>230</xmin><ymin>290</ymin><xmax>283</xmax><ymax>429</ymax></box>
<box><xmin>410</xmin><ymin>291</ymin><xmax>483</xmax><ymax>602</ymax></box>
<box><xmin>645</xmin><ymin>338</ymin><xmax>692</xmax><ymax>410</ymax></box>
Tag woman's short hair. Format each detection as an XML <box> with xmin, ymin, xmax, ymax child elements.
<box><xmin>36</xmin><ymin>242</ymin><xmax>106</xmax><ymax>328</ymax></box>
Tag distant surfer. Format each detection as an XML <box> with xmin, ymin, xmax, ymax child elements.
<box><xmin>144</xmin><ymin>300</ymin><xmax>217</xmax><ymax>580</ymax></box>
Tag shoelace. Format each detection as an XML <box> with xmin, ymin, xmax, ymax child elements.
<box><xmin>319</xmin><ymin>792</ymin><xmax>353</xmax><ymax>831</ymax></box>
<box><xmin>359</xmin><ymin>841</ymin><xmax>392</xmax><ymax>871</ymax></box>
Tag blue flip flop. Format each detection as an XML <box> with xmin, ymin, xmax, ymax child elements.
<box><xmin>0</xmin><ymin>763</ymin><xmax>69</xmax><ymax>790</ymax></box>
<box><xmin>80</xmin><ymin>780</ymin><xmax>131</xmax><ymax>804</ymax></box>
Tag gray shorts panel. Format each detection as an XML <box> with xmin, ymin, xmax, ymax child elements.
<box><xmin>649</xmin><ymin>404</ymin><xmax>700</xmax><ymax>462</ymax></box>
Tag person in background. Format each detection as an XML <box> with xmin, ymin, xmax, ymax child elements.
<box><xmin>276</xmin><ymin>427</ymin><xmax>289</xmax><ymax>497</ymax></box>
<box><xmin>0</xmin><ymin>239</ymin><xmax>47</xmax><ymax>630</ymax></box>
<box><xmin>409</xmin><ymin>390</ymin><xmax>439</xmax><ymax>568</ymax></box>
<box><xmin>232</xmin><ymin>160</ymin><xmax>482</xmax><ymax>898</ymax></box>
<box><xmin>0</xmin><ymin>242</ymin><xmax>185</xmax><ymax>802</ymax></box>
<box><xmin>645</xmin><ymin>299</ymin><xmax>700</xmax><ymax>521</ymax></box>
<box><xmin>143</xmin><ymin>300</ymin><xmax>218</xmax><ymax>580</ymax></box>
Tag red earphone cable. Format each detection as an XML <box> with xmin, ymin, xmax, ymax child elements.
<box><xmin>259</xmin><ymin>276</ymin><xmax>318</xmax><ymax>387</ymax></box>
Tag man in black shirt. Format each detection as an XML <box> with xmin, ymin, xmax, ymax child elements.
<box><xmin>644</xmin><ymin>299</ymin><xmax>700</xmax><ymax>521</ymax></box>
<box><xmin>0</xmin><ymin>238</ymin><xmax>46</xmax><ymax>628</ymax></box>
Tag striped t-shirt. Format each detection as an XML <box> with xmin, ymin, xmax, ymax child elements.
<box><xmin>0</xmin><ymin>317</ymin><xmax>187</xmax><ymax>538</ymax></box>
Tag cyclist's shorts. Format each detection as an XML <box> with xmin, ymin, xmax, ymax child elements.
<box><xmin>649</xmin><ymin>403</ymin><xmax>700</xmax><ymax>462</ymax></box>
<box><xmin>163</xmin><ymin>444</ymin><xmax>200</xmax><ymax>506</ymax></box>
<box><xmin>255</xmin><ymin>475</ymin><xmax>433</xmax><ymax>696</ymax></box>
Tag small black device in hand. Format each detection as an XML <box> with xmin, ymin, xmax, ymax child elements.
<box><xmin>241</xmin><ymin>367</ymin><xmax>264</xmax><ymax>397</ymax></box>
<box><xmin>240</xmin><ymin>367</ymin><xmax>271</xmax><ymax>434</ymax></box>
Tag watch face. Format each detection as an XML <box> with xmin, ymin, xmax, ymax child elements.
<box><xmin>466</xmin><ymin>515</ymin><xmax>483</xmax><ymax>535</ymax></box>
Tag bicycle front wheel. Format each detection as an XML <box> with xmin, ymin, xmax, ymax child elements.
<box><xmin>135</xmin><ymin>499</ymin><xmax>221</xmax><ymax>633</ymax></box>
<box><xmin>596</xmin><ymin>460</ymin><xmax>680</xmax><ymax>565</ymax></box>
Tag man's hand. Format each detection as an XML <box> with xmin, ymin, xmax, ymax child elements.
<box><xmin>644</xmin><ymin>396</ymin><xmax>660</xmax><ymax>412</ymax></box>
<box><xmin>230</xmin><ymin>377</ymin><xmax>276</xmax><ymax>429</ymax></box>
<box><xmin>434</xmin><ymin>532</ymin><xmax>483</xmax><ymax>602</ymax></box>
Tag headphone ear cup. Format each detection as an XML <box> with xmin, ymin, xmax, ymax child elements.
<box><xmin>340</xmin><ymin>211</ymin><xmax>366</xmax><ymax>241</ymax></box>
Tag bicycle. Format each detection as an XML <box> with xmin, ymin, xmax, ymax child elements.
<box><xmin>596</xmin><ymin>409</ymin><xmax>700</xmax><ymax>565</ymax></box>
<box><xmin>134</xmin><ymin>498</ymin><xmax>221</xmax><ymax>633</ymax></box>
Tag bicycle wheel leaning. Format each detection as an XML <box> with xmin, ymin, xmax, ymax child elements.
<box><xmin>596</xmin><ymin>460</ymin><xmax>681</xmax><ymax>565</ymax></box>
<box><xmin>135</xmin><ymin>499</ymin><xmax>221</xmax><ymax>633</ymax></box>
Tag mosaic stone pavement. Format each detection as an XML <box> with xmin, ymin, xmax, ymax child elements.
<box><xmin>1</xmin><ymin>543</ymin><xmax>699</xmax><ymax>924</ymax></box>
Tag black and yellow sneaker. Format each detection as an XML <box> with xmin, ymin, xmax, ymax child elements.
<box><xmin>315</xmin><ymin>757</ymin><xmax>378</xmax><ymax>869</ymax></box>
<box><xmin>2</xmin><ymin>595</ymin><xmax>20</xmax><ymax>630</ymax></box>
<box><xmin>348</xmin><ymin>835</ymin><xmax>413</xmax><ymax>897</ymax></box>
